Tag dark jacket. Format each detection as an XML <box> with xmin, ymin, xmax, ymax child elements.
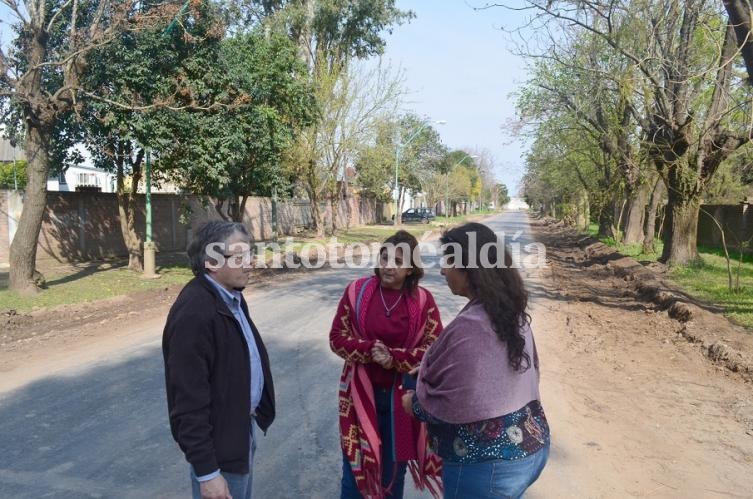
<box><xmin>163</xmin><ymin>276</ymin><xmax>275</xmax><ymax>476</ymax></box>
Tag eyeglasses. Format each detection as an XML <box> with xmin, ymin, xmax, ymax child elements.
<box><xmin>221</xmin><ymin>250</ymin><xmax>255</xmax><ymax>265</ymax></box>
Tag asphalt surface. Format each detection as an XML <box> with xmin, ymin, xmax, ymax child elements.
<box><xmin>0</xmin><ymin>212</ymin><xmax>538</xmax><ymax>498</ymax></box>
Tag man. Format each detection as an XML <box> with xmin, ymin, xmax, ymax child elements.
<box><xmin>163</xmin><ymin>220</ymin><xmax>275</xmax><ymax>499</ymax></box>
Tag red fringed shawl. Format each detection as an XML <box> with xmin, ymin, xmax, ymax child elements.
<box><xmin>330</xmin><ymin>276</ymin><xmax>443</xmax><ymax>498</ymax></box>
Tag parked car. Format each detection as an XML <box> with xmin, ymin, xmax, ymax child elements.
<box><xmin>401</xmin><ymin>207</ymin><xmax>435</xmax><ymax>224</ymax></box>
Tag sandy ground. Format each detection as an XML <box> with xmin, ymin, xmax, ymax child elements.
<box><xmin>1</xmin><ymin>218</ymin><xmax>752</xmax><ymax>498</ymax></box>
<box><xmin>527</xmin><ymin>220</ymin><xmax>753</xmax><ymax>499</ymax></box>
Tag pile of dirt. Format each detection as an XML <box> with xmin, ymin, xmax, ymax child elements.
<box><xmin>531</xmin><ymin>217</ymin><xmax>753</xmax><ymax>382</ymax></box>
<box><xmin>0</xmin><ymin>287</ymin><xmax>181</xmax><ymax>353</ymax></box>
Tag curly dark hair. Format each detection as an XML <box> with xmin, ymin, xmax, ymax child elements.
<box><xmin>441</xmin><ymin>222</ymin><xmax>532</xmax><ymax>371</ymax></box>
<box><xmin>374</xmin><ymin>230</ymin><xmax>424</xmax><ymax>294</ymax></box>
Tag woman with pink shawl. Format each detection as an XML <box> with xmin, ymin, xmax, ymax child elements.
<box><xmin>330</xmin><ymin>230</ymin><xmax>443</xmax><ymax>498</ymax></box>
<box><xmin>402</xmin><ymin>223</ymin><xmax>550</xmax><ymax>499</ymax></box>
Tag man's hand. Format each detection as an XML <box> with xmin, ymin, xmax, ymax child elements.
<box><xmin>200</xmin><ymin>475</ymin><xmax>232</xmax><ymax>499</ymax></box>
<box><xmin>401</xmin><ymin>390</ymin><xmax>415</xmax><ymax>416</ymax></box>
<box><xmin>371</xmin><ymin>341</ymin><xmax>393</xmax><ymax>369</ymax></box>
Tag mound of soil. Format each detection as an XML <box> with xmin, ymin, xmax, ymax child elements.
<box><xmin>531</xmin><ymin>217</ymin><xmax>753</xmax><ymax>382</ymax></box>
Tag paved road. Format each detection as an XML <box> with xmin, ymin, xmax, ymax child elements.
<box><xmin>0</xmin><ymin>212</ymin><xmax>539</xmax><ymax>498</ymax></box>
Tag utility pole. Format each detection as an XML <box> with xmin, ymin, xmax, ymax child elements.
<box><xmin>143</xmin><ymin>150</ymin><xmax>158</xmax><ymax>278</ymax></box>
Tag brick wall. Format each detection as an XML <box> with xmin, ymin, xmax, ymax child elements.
<box><xmin>0</xmin><ymin>190</ymin><xmax>381</xmax><ymax>266</ymax></box>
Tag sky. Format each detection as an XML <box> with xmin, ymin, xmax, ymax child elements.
<box><xmin>380</xmin><ymin>0</ymin><xmax>532</xmax><ymax>195</ymax></box>
<box><xmin>0</xmin><ymin>1</ymin><xmax>533</xmax><ymax>193</ymax></box>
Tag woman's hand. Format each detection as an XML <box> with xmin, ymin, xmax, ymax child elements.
<box><xmin>371</xmin><ymin>341</ymin><xmax>393</xmax><ymax>369</ymax></box>
<box><xmin>401</xmin><ymin>390</ymin><xmax>415</xmax><ymax>416</ymax></box>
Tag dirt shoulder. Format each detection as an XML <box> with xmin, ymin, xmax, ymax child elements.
<box><xmin>0</xmin><ymin>266</ymin><xmax>309</xmax><ymax>387</ymax></box>
<box><xmin>529</xmin><ymin>217</ymin><xmax>753</xmax><ymax>498</ymax></box>
<box><xmin>532</xmin><ymin>218</ymin><xmax>753</xmax><ymax>382</ymax></box>
<box><xmin>2</xmin><ymin>215</ymin><xmax>752</xmax><ymax>496</ymax></box>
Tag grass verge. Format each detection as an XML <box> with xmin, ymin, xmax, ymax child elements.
<box><xmin>0</xmin><ymin>221</ymin><xmax>452</xmax><ymax>313</ymax></box>
<box><xmin>586</xmin><ymin>224</ymin><xmax>753</xmax><ymax>329</ymax></box>
<box><xmin>0</xmin><ymin>262</ymin><xmax>193</xmax><ymax>313</ymax></box>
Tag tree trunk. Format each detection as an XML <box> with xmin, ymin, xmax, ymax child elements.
<box><xmin>305</xmin><ymin>160</ymin><xmax>325</xmax><ymax>237</ymax></box>
<box><xmin>660</xmin><ymin>189</ymin><xmax>700</xmax><ymax>265</ymax></box>
<box><xmin>623</xmin><ymin>181</ymin><xmax>650</xmax><ymax>244</ymax></box>
<box><xmin>398</xmin><ymin>187</ymin><xmax>406</xmax><ymax>221</ymax></box>
<box><xmin>9</xmin><ymin>125</ymin><xmax>50</xmax><ymax>293</ymax></box>
<box><xmin>576</xmin><ymin>189</ymin><xmax>590</xmax><ymax>231</ymax></box>
<box><xmin>597</xmin><ymin>198</ymin><xmax>616</xmax><ymax>239</ymax></box>
<box><xmin>642</xmin><ymin>177</ymin><xmax>664</xmax><ymax>254</ymax></box>
<box><xmin>597</xmin><ymin>211</ymin><xmax>613</xmax><ymax>238</ymax></box>
<box><xmin>330</xmin><ymin>197</ymin><xmax>339</xmax><ymax>234</ymax></box>
<box><xmin>117</xmin><ymin>178</ymin><xmax>144</xmax><ymax>272</ymax></box>
<box><xmin>724</xmin><ymin>0</ymin><xmax>753</xmax><ymax>85</ymax></box>
<box><xmin>116</xmin><ymin>148</ymin><xmax>144</xmax><ymax>272</ymax></box>
<box><xmin>309</xmin><ymin>193</ymin><xmax>324</xmax><ymax>238</ymax></box>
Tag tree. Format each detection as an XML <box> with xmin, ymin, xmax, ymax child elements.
<box><xmin>354</xmin><ymin>117</ymin><xmax>400</xmax><ymax>203</ymax></box>
<box><xmin>0</xmin><ymin>159</ymin><xmax>26</xmax><ymax>189</ymax></box>
<box><xmin>394</xmin><ymin>114</ymin><xmax>446</xmax><ymax>212</ymax></box>
<box><xmin>512</xmin><ymin>0</ymin><xmax>753</xmax><ymax>264</ymax></box>
<box><xmin>273</xmin><ymin>0</ymin><xmax>413</xmax><ymax>235</ymax></box>
<box><xmin>0</xmin><ymin>0</ymin><xmax>187</xmax><ymax>292</ymax></box>
<box><xmin>80</xmin><ymin>0</ymin><xmax>227</xmax><ymax>271</ymax></box>
<box><xmin>724</xmin><ymin>0</ymin><xmax>753</xmax><ymax>84</ymax></box>
<box><xmin>159</xmin><ymin>28</ymin><xmax>316</xmax><ymax>222</ymax></box>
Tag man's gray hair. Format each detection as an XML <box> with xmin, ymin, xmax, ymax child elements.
<box><xmin>187</xmin><ymin>220</ymin><xmax>250</xmax><ymax>276</ymax></box>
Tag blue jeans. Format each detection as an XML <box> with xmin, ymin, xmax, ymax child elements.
<box><xmin>340</xmin><ymin>388</ymin><xmax>407</xmax><ymax>498</ymax></box>
<box><xmin>442</xmin><ymin>441</ymin><xmax>549</xmax><ymax>499</ymax></box>
<box><xmin>190</xmin><ymin>422</ymin><xmax>256</xmax><ymax>499</ymax></box>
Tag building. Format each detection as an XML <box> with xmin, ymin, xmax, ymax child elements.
<box><xmin>47</xmin><ymin>164</ymin><xmax>116</xmax><ymax>193</ymax></box>
<box><xmin>505</xmin><ymin>197</ymin><xmax>530</xmax><ymax>211</ymax></box>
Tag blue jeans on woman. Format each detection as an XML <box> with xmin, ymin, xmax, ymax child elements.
<box><xmin>340</xmin><ymin>388</ymin><xmax>408</xmax><ymax>498</ymax></box>
<box><xmin>441</xmin><ymin>441</ymin><xmax>549</xmax><ymax>499</ymax></box>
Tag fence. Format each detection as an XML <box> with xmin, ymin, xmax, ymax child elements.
<box><xmin>0</xmin><ymin>190</ymin><xmax>383</xmax><ymax>266</ymax></box>
<box><xmin>697</xmin><ymin>203</ymin><xmax>753</xmax><ymax>252</ymax></box>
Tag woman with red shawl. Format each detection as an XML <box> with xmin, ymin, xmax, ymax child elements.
<box><xmin>329</xmin><ymin>230</ymin><xmax>443</xmax><ymax>498</ymax></box>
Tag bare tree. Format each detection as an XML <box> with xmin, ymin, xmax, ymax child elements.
<box><xmin>284</xmin><ymin>60</ymin><xmax>404</xmax><ymax>235</ymax></box>
<box><xmin>504</xmin><ymin>0</ymin><xmax>752</xmax><ymax>264</ymax></box>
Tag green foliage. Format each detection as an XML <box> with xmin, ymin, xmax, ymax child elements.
<box><xmin>355</xmin><ymin>119</ymin><xmax>396</xmax><ymax>200</ymax></box>
<box><xmin>81</xmin><ymin>0</ymin><xmax>229</xmax><ymax>183</ymax></box>
<box><xmin>496</xmin><ymin>183</ymin><xmax>510</xmax><ymax>206</ymax></box>
<box><xmin>706</xmin><ymin>145</ymin><xmax>753</xmax><ymax>203</ymax></box>
<box><xmin>156</xmin><ymin>27</ymin><xmax>317</xmax><ymax>220</ymax></box>
<box><xmin>355</xmin><ymin>113</ymin><xmax>446</xmax><ymax>203</ymax></box>
<box><xmin>275</xmin><ymin>0</ymin><xmax>415</xmax><ymax>62</ymax></box>
<box><xmin>671</xmin><ymin>248</ymin><xmax>753</xmax><ymax>328</ymax></box>
<box><xmin>0</xmin><ymin>160</ymin><xmax>26</xmax><ymax>189</ymax></box>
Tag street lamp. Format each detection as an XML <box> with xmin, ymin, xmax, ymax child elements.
<box><xmin>445</xmin><ymin>154</ymin><xmax>477</xmax><ymax>221</ymax></box>
<box><xmin>394</xmin><ymin>119</ymin><xmax>447</xmax><ymax>225</ymax></box>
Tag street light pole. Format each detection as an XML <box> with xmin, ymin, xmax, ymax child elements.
<box><xmin>394</xmin><ymin>119</ymin><xmax>446</xmax><ymax>225</ymax></box>
<box><xmin>143</xmin><ymin>150</ymin><xmax>158</xmax><ymax>278</ymax></box>
<box><xmin>445</xmin><ymin>153</ymin><xmax>477</xmax><ymax>222</ymax></box>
